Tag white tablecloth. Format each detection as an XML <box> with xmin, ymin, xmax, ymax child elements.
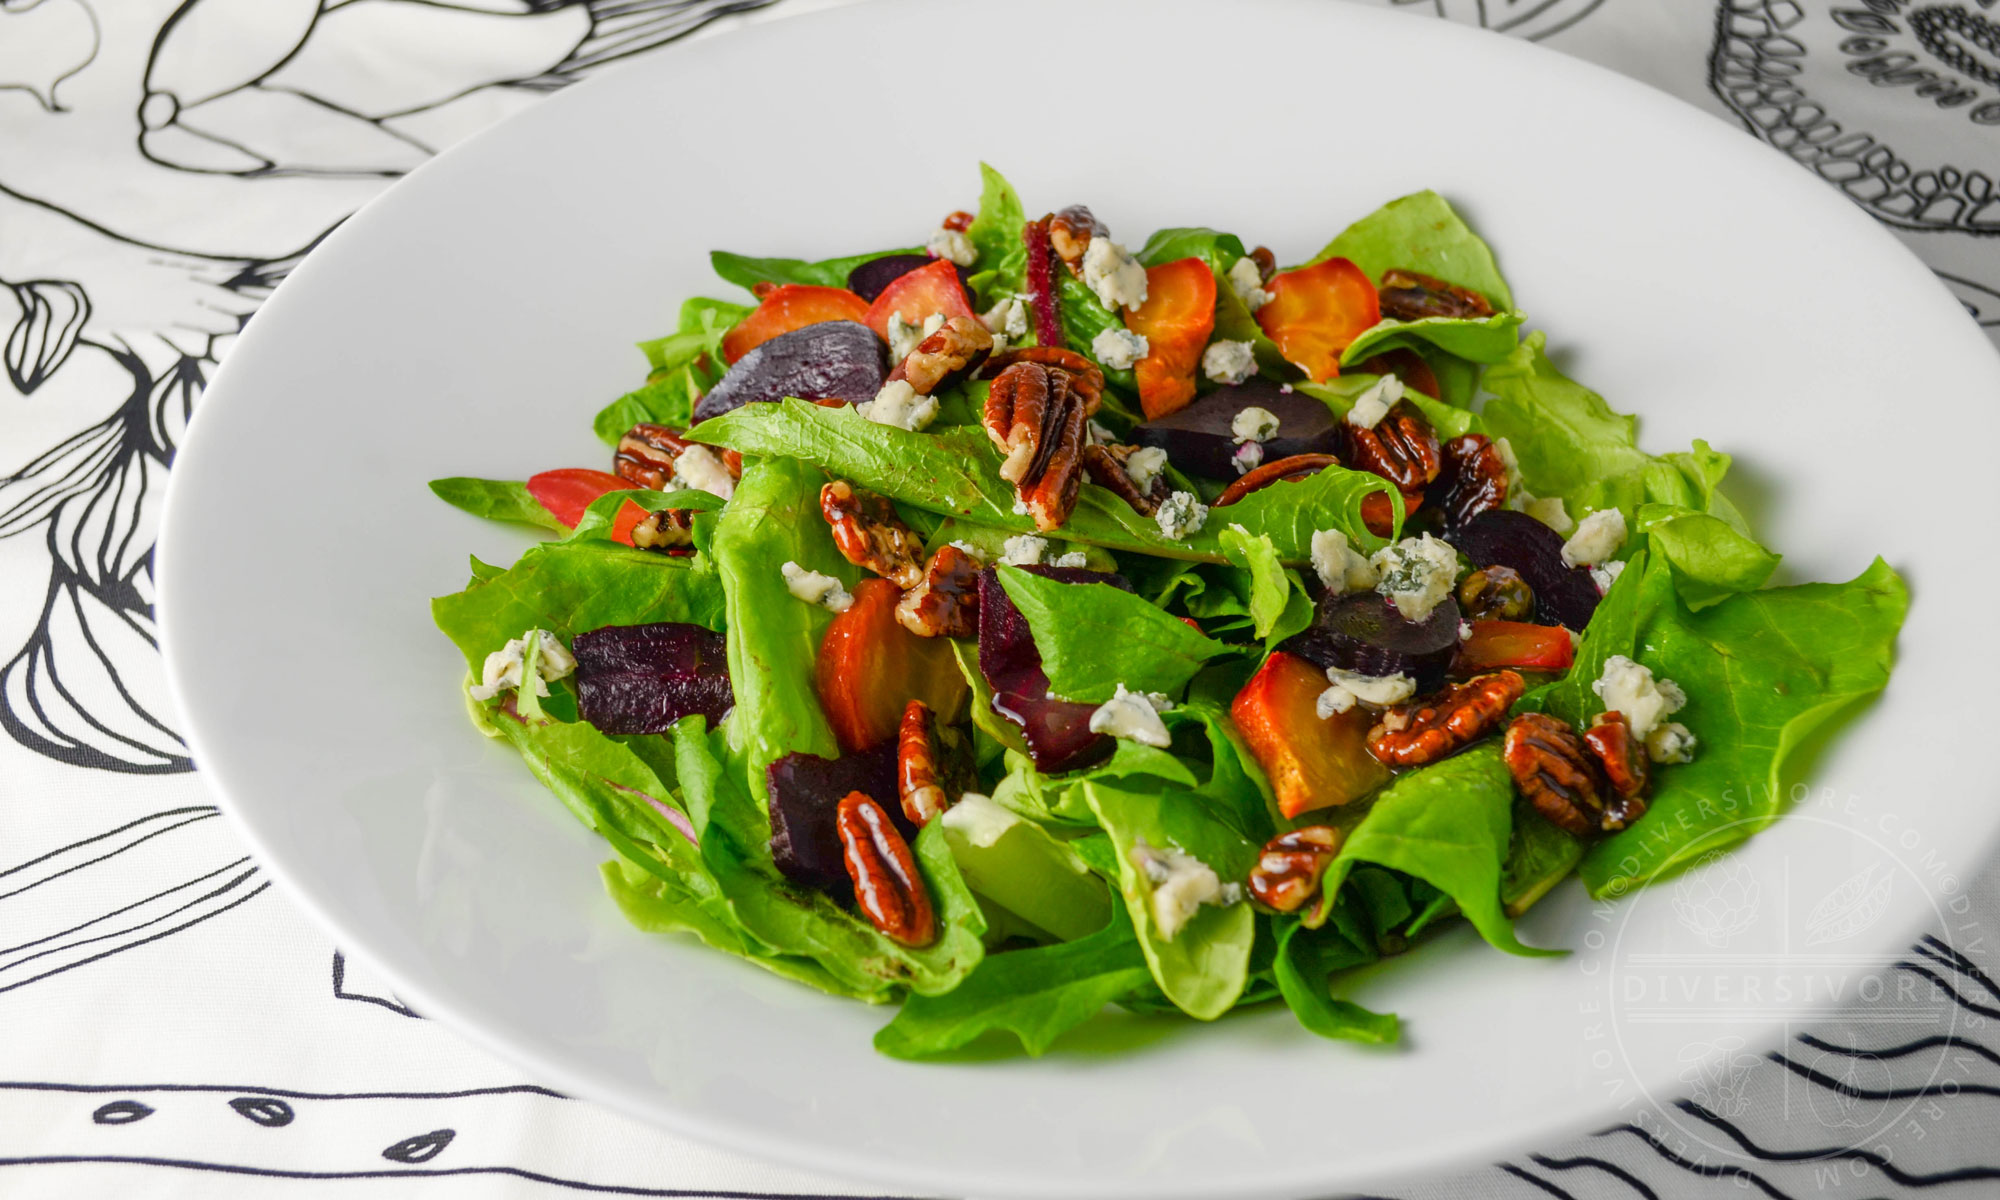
<box><xmin>6</xmin><ymin>1</ymin><xmax>1998</xmax><ymax>1195</ymax></box>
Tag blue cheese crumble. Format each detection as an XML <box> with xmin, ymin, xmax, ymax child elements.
<box><xmin>1315</xmin><ymin>666</ymin><xmax>1416</xmax><ymax>717</ymax></box>
<box><xmin>1154</xmin><ymin>490</ymin><xmax>1208</xmax><ymax>540</ymax></box>
<box><xmin>780</xmin><ymin>561</ymin><xmax>854</xmax><ymax>612</ymax></box>
<box><xmin>1591</xmin><ymin>654</ymin><xmax>1687</xmax><ymax>740</ymax></box>
<box><xmin>1562</xmin><ymin>508</ymin><xmax>1627</xmax><ymax>567</ymax></box>
<box><xmin>859</xmin><ymin>379</ymin><xmax>938</xmax><ymax>432</ymax></box>
<box><xmin>469</xmin><ymin>630</ymin><xmax>575</xmax><ymax>702</ymax></box>
<box><xmin>1129</xmin><ymin>837</ymin><xmax>1241</xmax><ymax>940</ymax></box>
<box><xmin>1370</xmin><ymin>533</ymin><xmax>1459</xmax><ymax>623</ymax></box>
<box><xmin>1310</xmin><ymin>529</ymin><xmax>1379</xmax><ymax>594</ymax></box>
<box><xmin>1088</xmin><ymin>683</ymin><xmax>1174</xmax><ymax>748</ymax></box>
<box><xmin>1346</xmin><ymin>373</ymin><xmax>1404</xmax><ymax>428</ymax></box>
<box><xmin>1125</xmin><ymin>446</ymin><xmax>1168</xmax><ymax>493</ymax></box>
<box><xmin>1081</xmin><ymin>237</ymin><xmax>1148</xmax><ymax>310</ymax></box>
<box><xmin>925</xmin><ymin>227</ymin><xmax>977</xmax><ymax>267</ymax></box>
<box><xmin>1091</xmin><ymin>326</ymin><xmax>1150</xmax><ymax>370</ymax></box>
<box><xmin>1203</xmin><ymin>339</ymin><xmax>1257</xmax><ymax>385</ymax></box>
<box><xmin>1230</xmin><ymin>404</ymin><xmax>1280</xmax><ymax>443</ymax></box>
<box><xmin>1226</xmin><ymin>256</ymin><xmax>1273</xmax><ymax>312</ymax></box>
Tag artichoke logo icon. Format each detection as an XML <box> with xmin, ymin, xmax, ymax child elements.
<box><xmin>1677</xmin><ymin>1037</ymin><xmax>1759</xmax><ymax>1118</ymax></box>
<box><xmin>1671</xmin><ymin>851</ymin><xmax>1761</xmax><ymax>947</ymax></box>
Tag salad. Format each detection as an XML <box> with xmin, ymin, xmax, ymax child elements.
<box><xmin>429</xmin><ymin>165</ymin><xmax>1907</xmax><ymax>1057</ymax></box>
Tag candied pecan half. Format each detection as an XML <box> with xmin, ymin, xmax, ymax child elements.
<box><xmin>1214</xmin><ymin>453</ymin><xmax>1338</xmax><ymax>507</ymax></box>
<box><xmin>981</xmin><ymin>346</ymin><xmax>1105</xmax><ymax>414</ymax></box>
<box><xmin>1247</xmin><ymin>246</ymin><xmax>1277</xmax><ymax>283</ymax></box>
<box><xmin>1360</xmin><ymin>487</ymin><xmax>1425</xmax><ymax>538</ymax></box>
<box><xmin>836</xmin><ymin>791</ymin><xmax>935</xmax><ymax>947</ymax></box>
<box><xmin>895</xmin><ymin>700</ymin><xmax>976</xmax><ymax>827</ymax></box>
<box><xmin>983</xmin><ymin>360</ymin><xmax>1093</xmax><ymax>531</ymax></box>
<box><xmin>1247</xmin><ymin>825</ymin><xmax>1342</xmax><ymax>914</ymax></box>
<box><xmin>1368</xmin><ymin>671</ymin><xmax>1526</xmax><ymax>767</ymax></box>
<box><xmin>629</xmin><ymin>507</ymin><xmax>695</xmax><ymax>555</ymax></box>
<box><xmin>1047</xmin><ymin>205</ymin><xmax>1107</xmax><ymax>276</ymax></box>
<box><xmin>941</xmin><ymin>209</ymin><xmax>975</xmax><ymax>232</ymax></box>
<box><xmin>1342</xmin><ymin>401</ymin><xmax>1442</xmax><ymax>492</ymax></box>
<box><xmin>896</xmin><ymin>544</ymin><xmax>982</xmax><ymax>638</ymax></box>
<box><xmin>1504</xmin><ymin>713</ymin><xmax>1605</xmax><ymax>837</ymax></box>
<box><xmin>615</xmin><ymin>423</ymin><xmax>742</xmax><ymax>490</ymax></box>
<box><xmin>1431</xmin><ymin>433</ymin><xmax>1508</xmax><ymax>530</ymax></box>
<box><xmin>887</xmin><ymin>315</ymin><xmax>993</xmax><ymax>395</ymax></box>
<box><xmin>1458</xmin><ymin>566</ymin><xmax>1534</xmax><ymax>622</ymax></box>
<box><xmin>821</xmin><ymin>480</ymin><xmax>925</xmax><ymax>589</ymax></box>
<box><xmin>1378</xmin><ymin>269</ymin><xmax>1495</xmax><ymax>322</ymax></box>
<box><xmin>1583</xmin><ymin>711</ymin><xmax>1650</xmax><ymax>830</ymax></box>
<box><xmin>1083</xmin><ymin>442</ymin><xmax>1171</xmax><ymax>517</ymax></box>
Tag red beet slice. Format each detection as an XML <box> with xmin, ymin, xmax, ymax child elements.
<box><xmin>1279</xmin><ymin>591</ymin><xmax>1462</xmax><ymax>695</ymax></box>
<box><xmin>572</xmin><ymin>623</ymin><xmax>732</xmax><ymax>735</ymax></box>
<box><xmin>1024</xmin><ymin>217</ymin><xmax>1062</xmax><ymax>349</ymax></box>
<box><xmin>1130</xmin><ymin>381</ymin><xmax>1341</xmax><ymax>479</ymax></box>
<box><xmin>1446</xmin><ymin>509</ymin><xmax>1601</xmax><ymax>631</ymax></box>
<box><xmin>846</xmin><ymin>254</ymin><xmax>974</xmax><ymax>303</ymax></box>
<box><xmin>977</xmin><ymin>565</ymin><xmax>1130</xmax><ymax>774</ymax></box>
<box><xmin>691</xmin><ymin>320</ymin><xmax>883</xmax><ymax>421</ymax></box>
<box><xmin>766</xmin><ymin>740</ymin><xmax>899</xmax><ymax>900</ymax></box>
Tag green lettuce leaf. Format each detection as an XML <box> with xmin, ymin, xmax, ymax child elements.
<box><xmin>639</xmin><ymin>297</ymin><xmax>752</xmax><ymax>372</ymax></box>
<box><xmin>993</xmin><ymin>564</ymin><xmax>1232</xmax><ymax>703</ymax></box>
<box><xmin>1340</xmin><ymin>310</ymin><xmax>1525</xmax><ymax>368</ymax></box>
<box><xmin>964</xmin><ymin>162</ymin><xmax>1027</xmax><ymax>308</ymax></box>
<box><xmin>709</xmin><ymin>247</ymin><xmax>917</xmax><ymax>294</ymax></box>
<box><xmin>1215</xmin><ymin>525</ymin><xmax>1290</xmax><ymax>640</ymax></box>
<box><xmin>592</xmin><ymin>365</ymin><xmax>707</xmax><ymax>446</ymax></box>
<box><xmin>428</xmin><ymin>476</ymin><xmax>566</xmax><ymax>532</ymax></box>
<box><xmin>1637</xmin><ymin>503</ymin><xmax>1780</xmax><ymax>610</ymax></box>
<box><xmin>1057</xmin><ymin>272</ymin><xmax>1138</xmax><ymax>399</ymax></box>
<box><xmin>1273</xmin><ymin>918</ymin><xmax>1399</xmax><ymax>1044</ymax></box>
<box><xmin>1308</xmin><ymin>189</ymin><xmax>1514</xmax><ymax>311</ymax></box>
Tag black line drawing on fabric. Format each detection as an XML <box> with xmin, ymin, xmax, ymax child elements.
<box><xmin>1386</xmin><ymin>0</ymin><xmax>1608</xmax><ymax>41</ymax></box>
<box><xmin>1597</xmin><ymin>1124</ymin><xmax>1800</xmax><ymax>1200</ymax></box>
<box><xmin>0</xmin><ymin>0</ymin><xmax>100</xmax><ymax>112</ymax></box>
<box><xmin>331</xmin><ymin>950</ymin><xmax>422</xmax><ymax>1018</ymax></box>
<box><xmin>1937</xmin><ymin>268</ymin><xmax>2000</xmax><ymax>326</ymax></box>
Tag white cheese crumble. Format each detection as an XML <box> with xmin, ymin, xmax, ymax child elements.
<box><xmin>1230</xmin><ymin>405</ymin><xmax>1280</xmax><ymax>444</ymax></box>
<box><xmin>981</xmin><ymin>296</ymin><xmax>1029</xmax><ymax>351</ymax></box>
<box><xmin>780</xmin><ymin>561</ymin><xmax>854</xmax><ymax>612</ymax></box>
<box><xmin>1203</xmin><ymin>339</ymin><xmax>1257</xmax><ymax>385</ymax></box>
<box><xmin>1232</xmin><ymin>442</ymin><xmax>1263</xmax><ymax>475</ymax></box>
<box><xmin>1226</xmin><ymin>256</ymin><xmax>1273</xmax><ymax>312</ymax></box>
<box><xmin>1091</xmin><ymin>326</ymin><xmax>1150</xmax><ymax>370</ymax></box>
<box><xmin>1125</xmin><ymin>446</ymin><xmax>1168</xmax><ymax>493</ymax></box>
<box><xmin>469</xmin><ymin>630</ymin><xmax>575</xmax><ymax>702</ymax></box>
<box><xmin>1154</xmin><ymin>491</ymin><xmax>1208</xmax><ymax>540</ymax></box>
<box><xmin>1000</xmin><ymin>534</ymin><xmax>1051</xmax><ymax>566</ymax></box>
<box><xmin>1646</xmin><ymin>722</ymin><xmax>1698</xmax><ymax>765</ymax></box>
<box><xmin>1370</xmin><ymin>533</ymin><xmax>1460</xmax><ymax>623</ymax></box>
<box><xmin>886</xmin><ymin>311</ymin><xmax>945</xmax><ymax>361</ymax></box>
<box><xmin>1011</xmin><ymin>496</ymin><xmax>1032</xmax><ymax>516</ymax></box>
<box><xmin>1053</xmin><ymin>551</ymin><xmax>1089</xmax><ymax>569</ymax></box>
<box><xmin>947</xmin><ymin>539</ymin><xmax>989</xmax><ymax>562</ymax></box>
<box><xmin>926</xmin><ymin>227</ymin><xmax>977</xmax><ymax>268</ymax></box>
<box><xmin>1311</xmin><ymin>529</ymin><xmax>1380</xmax><ymax>594</ymax></box>
<box><xmin>859</xmin><ymin>379</ymin><xmax>939</xmax><ymax>432</ymax></box>
<box><xmin>1459</xmin><ymin>620</ymin><xmax>1474</xmax><ymax>642</ymax></box>
<box><xmin>1088</xmin><ymin>420</ymin><xmax>1116</xmax><ymax>445</ymax></box>
<box><xmin>938</xmin><ymin>792</ymin><xmax>1018</xmax><ymax>848</ymax></box>
<box><xmin>1346</xmin><ymin>373</ymin><xmax>1405</xmax><ymax>428</ymax></box>
<box><xmin>671</xmin><ymin>444</ymin><xmax>736</xmax><ymax>499</ymax></box>
<box><xmin>1315</xmin><ymin>666</ymin><xmax>1416</xmax><ymax>717</ymax></box>
<box><xmin>1525</xmin><ymin>495</ymin><xmax>1574</xmax><ymax>535</ymax></box>
<box><xmin>1590</xmin><ymin>559</ymin><xmax>1627</xmax><ymax>595</ymax></box>
<box><xmin>1088</xmin><ymin>683</ymin><xmax>1174</xmax><ymax>749</ymax></box>
<box><xmin>1562</xmin><ymin>507</ymin><xmax>1627</xmax><ymax>567</ymax></box>
<box><xmin>1591</xmin><ymin>654</ymin><xmax>1687</xmax><ymax>740</ymax></box>
<box><xmin>1081</xmin><ymin>237</ymin><xmax>1148</xmax><ymax>311</ymax></box>
<box><xmin>1129</xmin><ymin>837</ymin><xmax>1238</xmax><ymax>940</ymax></box>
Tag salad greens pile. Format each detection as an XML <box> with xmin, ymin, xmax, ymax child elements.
<box><xmin>429</xmin><ymin>165</ymin><xmax>1906</xmax><ymax>1058</ymax></box>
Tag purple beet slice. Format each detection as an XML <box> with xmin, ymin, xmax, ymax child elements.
<box><xmin>1446</xmin><ymin>509</ymin><xmax>1601</xmax><ymax>631</ymax></box>
<box><xmin>1279</xmin><ymin>592</ymin><xmax>1462</xmax><ymax>695</ymax></box>
<box><xmin>977</xmin><ymin>565</ymin><xmax>1131</xmax><ymax>774</ymax></box>
<box><xmin>766</xmin><ymin>740</ymin><xmax>899</xmax><ymax>900</ymax></box>
<box><xmin>691</xmin><ymin>320</ymin><xmax>883</xmax><ymax>421</ymax></box>
<box><xmin>846</xmin><ymin>254</ymin><xmax>974</xmax><ymax>302</ymax></box>
<box><xmin>572</xmin><ymin>623</ymin><xmax>732</xmax><ymax>735</ymax></box>
<box><xmin>1130</xmin><ymin>380</ymin><xmax>1341</xmax><ymax>479</ymax></box>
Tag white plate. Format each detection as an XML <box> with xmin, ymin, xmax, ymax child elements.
<box><xmin>156</xmin><ymin>1</ymin><xmax>2000</xmax><ymax>1195</ymax></box>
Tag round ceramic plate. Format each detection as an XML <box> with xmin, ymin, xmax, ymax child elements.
<box><xmin>157</xmin><ymin>1</ymin><xmax>2000</xmax><ymax>1195</ymax></box>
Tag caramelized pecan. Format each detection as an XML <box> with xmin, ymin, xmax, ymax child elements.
<box><xmin>896</xmin><ymin>700</ymin><xmax>976</xmax><ymax>827</ymax></box>
<box><xmin>1431</xmin><ymin>433</ymin><xmax>1508</xmax><ymax>531</ymax></box>
<box><xmin>1248</xmin><ymin>246</ymin><xmax>1277</xmax><ymax>282</ymax></box>
<box><xmin>983</xmin><ymin>358</ymin><xmax>1097</xmax><ymax>531</ymax></box>
<box><xmin>1503</xmin><ymin>713</ymin><xmax>1605</xmax><ymax>837</ymax></box>
<box><xmin>836</xmin><ymin>791</ymin><xmax>935</xmax><ymax>946</ymax></box>
<box><xmin>1214</xmin><ymin>453</ymin><xmax>1337</xmax><ymax>507</ymax></box>
<box><xmin>1368</xmin><ymin>671</ymin><xmax>1525</xmax><ymax>767</ymax></box>
<box><xmin>629</xmin><ymin>507</ymin><xmax>695</xmax><ymax>555</ymax></box>
<box><xmin>821</xmin><ymin>480</ymin><xmax>925</xmax><ymax>589</ymax></box>
<box><xmin>1047</xmin><ymin>205</ymin><xmax>1107</xmax><ymax>276</ymax></box>
<box><xmin>941</xmin><ymin>209</ymin><xmax>975</xmax><ymax>232</ymax></box>
<box><xmin>1246</xmin><ymin>825</ymin><xmax>1342</xmax><ymax>914</ymax></box>
<box><xmin>1378</xmin><ymin>269</ymin><xmax>1495</xmax><ymax>322</ymax></box>
<box><xmin>1360</xmin><ymin>487</ymin><xmax>1425</xmax><ymax>538</ymax></box>
<box><xmin>895</xmin><ymin>544</ymin><xmax>982</xmax><ymax>638</ymax></box>
<box><xmin>1082</xmin><ymin>442</ymin><xmax>1171</xmax><ymax>517</ymax></box>
<box><xmin>981</xmin><ymin>346</ymin><xmax>1105</xmax><ymax>413</ymax></box>
<box><xmin>1458</xmin><ymin>566</ymin><xmax>1534</xmax><ymax>622</ymax></box>
<box><xmin>887</xmin><ymin>315</ymin><xmax>993</xmax><ymax>395</ymax></box>
<box><xmin>1342</xmin><ymin>402</ymin><xmax>1442</xmax><ymax>492</ymax></box>
<box><xmin>1583</xmin><ymin>711</ymin><xmax>1649</xmax><ymax>830</ymax></box>
<box><xmin>615</xmin><ymin>423</ymin><xmax>742</xmax><ymax>490</ymax></box>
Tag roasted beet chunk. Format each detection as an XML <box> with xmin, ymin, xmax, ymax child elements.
<box><xmin>1130</xmin><ymin>380</ymin><xmax>1340</xmax><ymax>479</ymax></box>
<box><xmin>572</xmin><ymin>623</ymin><xmax>732</xmax><ymax>734</ymax></box>
<box><xmin>977</xmin><ymin>565</ymin><xmax>1131</xmax><ymax>774</ymax></box>
<box><xmin>692</xmin><ymin>321</ymin><xmax>883</xmax><ymax>421</ymax></box>
<box><xmin>1446</xmin><ymin>509</ymin><xmax>1600</xmax><ymax>631</ymax></box>
<box><xmin>1279</xmin><ymin>591</ymin><xmax>1462</xmax><ymax>695</ymax></box>
<box><xmin>845</xmin><ymin>254</ymin><xmax>974</xmax><ymax>303</ymax></box>
<box><xmin>766</xmin><ymin>741</ymin><xmax>899</xmax><ymax>900</ymax></box>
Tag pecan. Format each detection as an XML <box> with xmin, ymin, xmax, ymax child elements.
<box><xmin>1458</xmin><ymin>566</ymin><xmax>1534</xmax><ymax>622</ymax></box>
<box><xmin>1430</xmin><ymin>433</ymin><xmax>1508</xmax><ymax>530</ymax></box>
<box><xmin>1246</xmin><ymin>825</ymin><xmax>1342</xmax><ymax>913</ymax></box>
<box><xmin>615</xmin><ymin>423</ymin><xmax>743</xmax><ymax>490</ymax></box>
<box><xmin>1214</xmin><ymin>453</ymin><xmax>1337</xmax><ymax>507</ymax></box>
<box><xmin>1360</xmin><ymin>487</ymin><xmax>1425</xmax><ymax>538</ymax></box>
<box><xmin>629</xmin><ymin>507</ymin><xmax>695</xmax><ymax>555</ymax></box>
<box><xmin>983</xmin><ymin>359</ymin><xmax>1095</xmax><ymax>531</ymax></box>
<box><xmin>837</xmin><ymin>791</ymin><xmax>935</xmax><ymax>947</ymax></box>
<box><xmin>752</xmin><ymin>280</ymin><xmax>779</xmax><ymax>300</ymax></box>
<box><xmin>821</xmin><ymin>480</ymin><xmax>925</xmax><ymax>589</ymax></box>
<box><xmin>896</xmin><ymin>544</ymin><xmax>982</xmax><ymax>637</ymax></box>
<box><xmin>1341</xmin><ymin>402</ymin><xmax>1442</xmax><ymax>492</ymax></box>
<box><xmin>887</xmin><ymin>315</ymin><xmax>993</xmax><ymax>395</ymax></box>
<box><xmin>1248</xmin><ymin>246</ymin><xmax>1277</xmax><ymax>283</ymax></box>
<box><xmin>896</xmin><ymin>700</ymin><xmax>975</xmax><ymax>826</ymax></box>
<box><xmin>981</xmin><ymin>346</ymin><xmax>1105</xmax><ymax>413</ymax></box>
<box><xmin>941</xmin><ymin>209</ymin><xmax>975</xmax><ymax>232</ymax></box>
<box><xmin>1083</xmin><ymin>442</ymin><xmax>1171</xmax><ymax>517</ymax></box>
<box><xmin>1378</xmin><ymin>269</ymin><xmax>1495</xmax><ymax>322</ymax></box>
<box><xmin>1047</xmin><ymin>204</ymin><xmax>1107</xmax><ymax>276</ymax></box>
<box><xmin>1368</xmin><ymin>671</ymin><xmax>1525</xmax><ymax>767</ymax></box>
<box><xmin>1503</xmin><ymin>713</ymin><xmax>1606</xmax><ymax>837</ymax></box>
<box><xmin>1583</xmin><ymin>711</ymin><xmax>1649</xmax><ymax>830</ymax></box>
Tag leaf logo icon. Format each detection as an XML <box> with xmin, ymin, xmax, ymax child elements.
<box><xmin>1804</xmin><ymin>863</ymin><xmax>1892</xmax><ymax>946</ymax></box>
